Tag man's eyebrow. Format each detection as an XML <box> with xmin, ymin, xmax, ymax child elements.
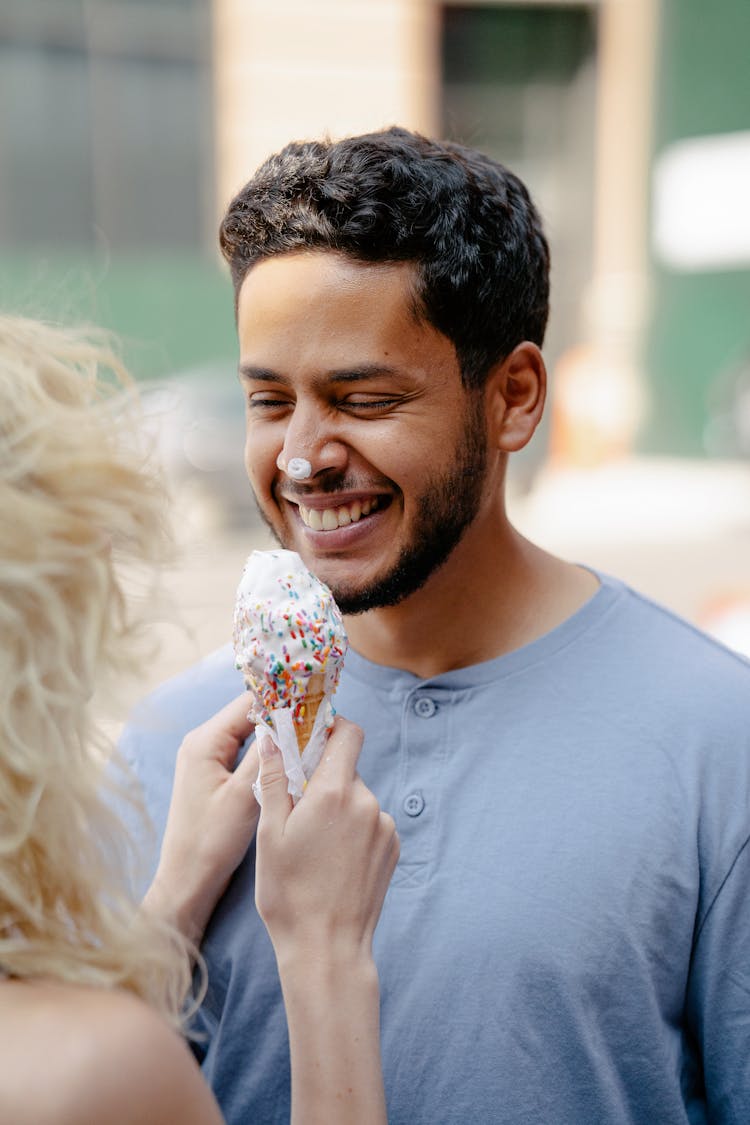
<box><xmin>329</xmin><ymin>363</ymin><xmax>402</xmax><ymax>382</ymax></box>
<box><xmin>238</xmin><ymin>365</ymin><xmax>285</xmax><ymax>384</ymax></box>
<box><xmin>238</xmin><ymin>362</ymin><xmax>403</xmax><ymax>383</ymax></box>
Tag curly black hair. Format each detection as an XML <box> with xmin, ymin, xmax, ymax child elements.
<box><xmin>219</xmin><ymin>126</ymin><xmax>550</xmax><ymax>388</ymax></box>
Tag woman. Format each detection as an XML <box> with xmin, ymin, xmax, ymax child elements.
<box><xmin>0</xmin><ymin>316</ymin><xmax>398</xmax><ymax>1124</ymax></box>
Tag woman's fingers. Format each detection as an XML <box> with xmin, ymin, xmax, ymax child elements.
<box><xmin>307</xmin><ymin>715</ymin><xmax>363</xmax><ymax>785</ymax></box>
<box><xmin>255</xmin><ymin>729</ymin><xmax>293</xmax><ymax>820</ymax></box>
<box><xmin>178</xmin><ymin>692</ymin><xmax>255</xmax><ymax>770</ymax></box>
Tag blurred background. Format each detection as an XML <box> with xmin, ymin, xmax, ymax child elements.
<box><xmin>2</xmin><ymin>0</ymin><xmax>749</xmax><ymax>689</ymax></box>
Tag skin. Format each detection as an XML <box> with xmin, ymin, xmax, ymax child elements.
<box><xmin>0</xmin><ymin>982</ymin><xmax>224</xmax><ymax>1125</ymax></box>
<box><xmin>238</xmin><ymin>250</ymin><xmax>599</xmax><ymax>678</ymax></box>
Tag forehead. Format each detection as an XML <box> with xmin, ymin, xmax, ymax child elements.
<box><xmin>239</xmin><ymin>249</ymin><xmax>416</xmax><ymax>312</ymax></box>
<box><xmin>236</xmin><ymin>251</ymin><xmax>454</xmax><ymax>374</ymax></box>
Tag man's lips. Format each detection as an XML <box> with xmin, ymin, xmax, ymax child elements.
<box><xmin>281</xmin><ymin>492</ymin><xmax>388</xmax><ymax>532</ymax></box>
<box><xmin>298</xmin><ymin>496</ymin><xmax>380</xmax><ymax>531</ymax></box>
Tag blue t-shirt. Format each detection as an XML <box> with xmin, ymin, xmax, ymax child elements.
<box><xmin>121</xmin><ymin>573</ymin><xmax>750</xmax><ymax>1124</ymax></box>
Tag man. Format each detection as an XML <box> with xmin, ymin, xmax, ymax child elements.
<box><xmin>123</xmin><ymin>127</ymin><xmax>750</xmax><ymax>1124</ymax></box>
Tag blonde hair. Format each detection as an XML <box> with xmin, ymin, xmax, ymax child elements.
<box><xmin>0</xmin><ymin>315</ymin><xmax>193</xmax><ymax>1027</ymax></box>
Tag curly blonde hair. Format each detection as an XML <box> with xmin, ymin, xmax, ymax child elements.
<box><xmin>0</xmin><ymin>315</ymin><xmax>193</xmax><ymax>1027</ymax></box>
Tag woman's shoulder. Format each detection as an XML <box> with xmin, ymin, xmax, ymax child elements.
<box><xmin>0</xmin><ymin>979</ymin><xmax>223</xmax><ymax>1125</ymax></box>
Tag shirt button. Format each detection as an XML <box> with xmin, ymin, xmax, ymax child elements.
<box><xmin>414</xmin><ymin>696</ymin><xmax>437</xmax><ymax>718</ymax></box>
<box><xmin>403</xmin><ymin>792</ymin><xmax>425</xmax><ymax>817</ymax></box>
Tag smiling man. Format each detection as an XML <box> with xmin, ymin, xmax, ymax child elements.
<box><xmin>123</xmin><ymin>127</ymin><xmax>750</xmax><ymax>1124</ymax></box>
<box><xmin>236</xmin><ymin>254</ymin><xmax>492</xmax><ymax>620</ymax></box>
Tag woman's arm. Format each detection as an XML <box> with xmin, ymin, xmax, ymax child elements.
<box><xmin>254</xmin><ymin>720</ymin><xmax>399</xmax><ymax>1125</ymax></box>
<box><xmin>142</xmin><ymin>693</ymin><xmax>259</xmax><ymax>946</ymax></box>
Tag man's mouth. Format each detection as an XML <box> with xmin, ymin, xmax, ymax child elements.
<box><xmin>297</xmin><ymin>496</ymin><xmax>380</xmax><ymax>531</ymax></box>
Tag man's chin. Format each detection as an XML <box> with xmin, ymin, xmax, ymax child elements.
<box><xmin>324</xmin><ymin>564</ymin><xmax>422</xmax><ymax>615</ymax></box>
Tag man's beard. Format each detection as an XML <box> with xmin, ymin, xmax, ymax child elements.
<box><xmin>253</xmin><ymin>392</ymin><xmax>488</xmax><ymax>614</ymax></box>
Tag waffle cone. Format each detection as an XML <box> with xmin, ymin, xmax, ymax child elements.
<box><xmin>294</xmin><ymin>673</ymin><xmax>328</xmax><ymax>753</ymax></box>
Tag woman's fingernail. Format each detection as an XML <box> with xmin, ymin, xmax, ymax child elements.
<box><xmin>256</xmin><ymin>729</ymin><xmax>277</xmax><ymax>760</ymax></box>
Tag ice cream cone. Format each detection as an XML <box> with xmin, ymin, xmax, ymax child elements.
<box><xmin>294</xmin><ymin>672</ymin><xmax>327</xmax><ymax>753</ymax></box>
<box><xmin>233</xmin><ymin>550</ymin><xmax>347</xmax><ymax>783</ymax></box>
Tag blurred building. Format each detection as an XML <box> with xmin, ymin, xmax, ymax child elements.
<box><xmin>0</xmin><ymin>0</ymin><xmax>232</xmax><ymax>380</ymax></box>
<box><xmin>1</xmin><ymin>0</ymin><xmax>749</xmax><ymax>464</ymax></box>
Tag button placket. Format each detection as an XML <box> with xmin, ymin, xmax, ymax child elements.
<box><xmin>397</xmin><ymin>692</ymin><xmax>442</xmax><ymax>840</ymax></box>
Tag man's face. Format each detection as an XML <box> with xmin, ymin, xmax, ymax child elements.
<box><xmin>237</xmin><ymin>252</ymin><xmax>489</xmax><ymax>613</ymax></box>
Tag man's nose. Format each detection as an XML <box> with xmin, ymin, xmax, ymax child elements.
<box><xmin>277</xmin><ymin>403</ymin><xmax>348</xmax><ymax>480</ymax></box>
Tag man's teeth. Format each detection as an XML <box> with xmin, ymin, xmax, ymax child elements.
<box><xmin>298</xmin><ymin>497</ymin><xmax>378</xmax><ymax>531</ymax></box>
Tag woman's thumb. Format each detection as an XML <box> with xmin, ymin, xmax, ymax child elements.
<box><xmin>255</xmin><ymin>728</ymin><xmax>292</xmax><ymax>818</ymax></box>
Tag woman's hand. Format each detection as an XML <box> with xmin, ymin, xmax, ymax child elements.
<box><xmin>143</xmin><ymin>693</ymin><xmax>259</xmax><ymax>945</ymax></box>
<box><xmin>254</xmin><ymin>716</ymin><xmax>399</xmax><ymax>968</ymax></box>
<box><xmin>254</xmin><ymin>718</ymin><xmax>398</xmax><ymax>1125</ymax></box>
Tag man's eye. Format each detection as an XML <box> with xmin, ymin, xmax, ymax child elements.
<box><xmin>247</xmin><ymin>395</ymin><xmax>291</xmax><ymax>409</ymax></box>
<box><xmin>342</xmin><ymin>397</ymin><xmax>400</xmax><ymax>411</ymax></box>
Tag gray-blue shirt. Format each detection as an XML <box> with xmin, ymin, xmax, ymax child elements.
<box><xmin>122</xmin><ymin>573</ymin><xmax>750</xmax><ymax>1124</ymax></box>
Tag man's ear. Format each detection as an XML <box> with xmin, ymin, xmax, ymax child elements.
<box><xmin>486</xmin><ymin>342</ymin><xmax>547</xmax><ymax>452</ymax></box>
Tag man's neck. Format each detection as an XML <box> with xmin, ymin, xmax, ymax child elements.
<box><xmin>343</xmin><ymin>521</ymin><xmax>599</xmax><ymax>679</ymax></box>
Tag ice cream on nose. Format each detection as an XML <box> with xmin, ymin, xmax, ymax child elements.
<box><xmin>276</xmin><ymin>452</ymin><xmax>313</xmax><ymax>480</ymax></box>
<box><xmin>287</xmin><ymin>457</ymin><xmax>312</xmax><ymax>480</ymax></box>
